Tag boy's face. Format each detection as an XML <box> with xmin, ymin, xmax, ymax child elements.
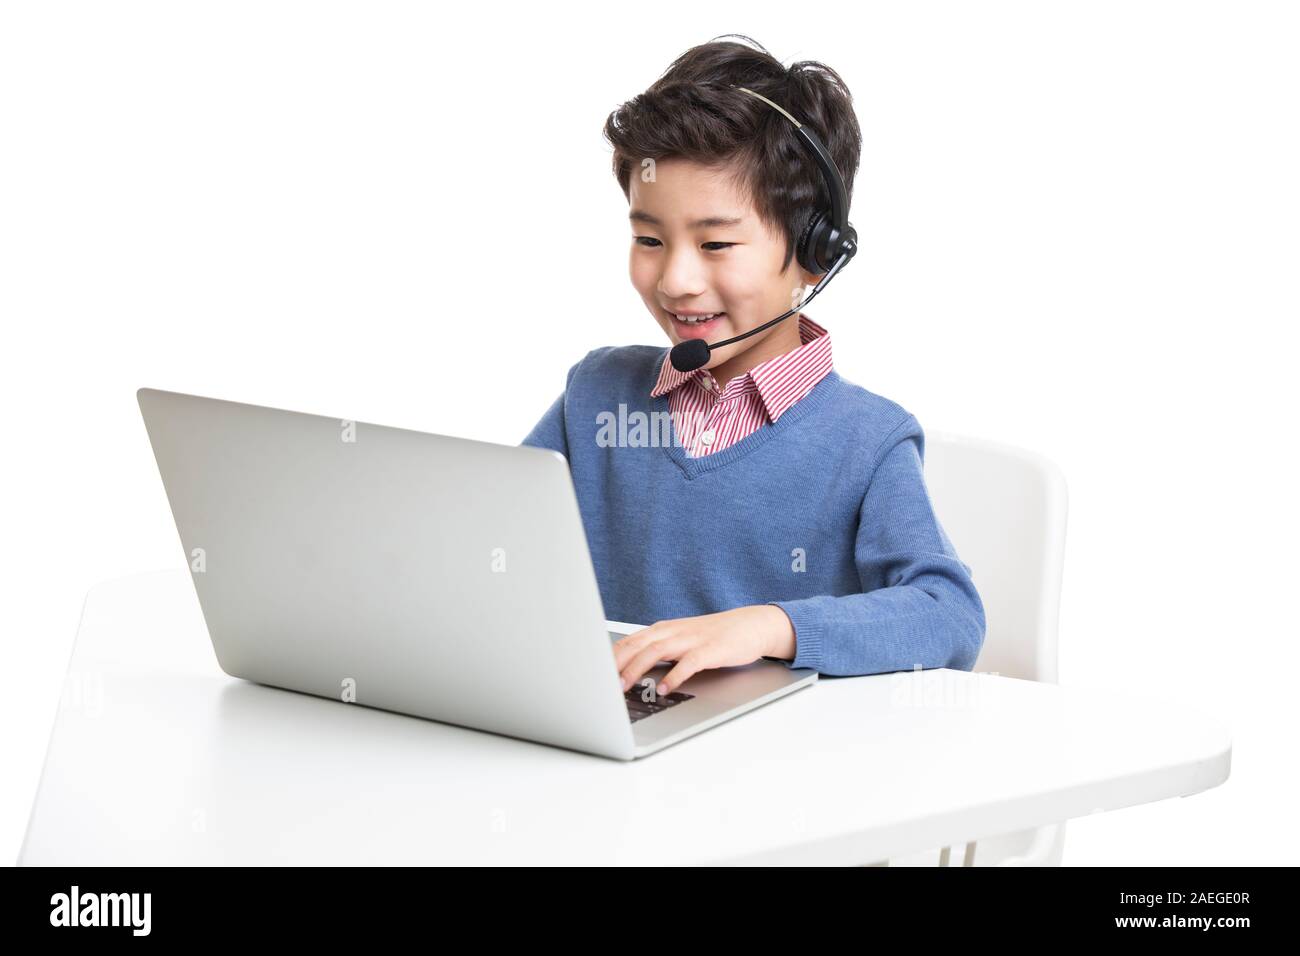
<box><xmin>628</xmin><ymin>158</ymin><xmax>822</xmax><ymax>383</ymax></box>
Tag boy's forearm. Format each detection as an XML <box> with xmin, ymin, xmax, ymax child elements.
<box><xmin>770</xmin><ymin>580</ymin><xmax>985</xmax><ymax>675</ymax></box>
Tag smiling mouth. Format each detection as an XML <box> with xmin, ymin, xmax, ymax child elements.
<box><xmin>665</xmin><ymin>309</ymin><xmax>727</xmax><ymax>338</ymax></box>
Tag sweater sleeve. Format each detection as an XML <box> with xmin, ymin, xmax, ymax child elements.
<box><xmin>767</xmin><ymin>414</ymin><xmax>987</xmax><ymax>676</ymax></box>
<box><xmin>520</xmin><ymin>353</ymin><xmax>587</xmax><ymax>457</ymax></box>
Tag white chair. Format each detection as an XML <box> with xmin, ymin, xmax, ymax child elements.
<box><xmin>877</xmin><ymin>430</ymin><xmax>1070</xmax><ymax>867</ymax></box>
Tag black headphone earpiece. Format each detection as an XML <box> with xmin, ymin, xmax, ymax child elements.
<box><xmin>799</xmin><ymin>211</ymin><xmax>859</xmax><ymax>276</ymax></box>
<box><xmin>796</xmin><ymin>211</ymin><xmax>823</xmax><ymax>275</ymax></box>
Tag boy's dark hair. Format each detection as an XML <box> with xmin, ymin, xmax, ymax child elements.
<box><xmin>603</xmin><ymin>35</ymin><xmax>862</xmax><ymax>276</ymax></box>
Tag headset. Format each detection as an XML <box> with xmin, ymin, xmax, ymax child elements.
<box><xmin>668</xmin><ymin>84</ymin><xmax>859</xmax><ymax>373</ymax></box>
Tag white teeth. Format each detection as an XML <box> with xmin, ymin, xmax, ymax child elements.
<box><xmin>675</xmin><ymin>312</ymin><xmax>721</xmax><ymax>324</ymax></box>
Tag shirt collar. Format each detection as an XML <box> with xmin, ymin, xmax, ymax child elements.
<box><xmin>650</xmin><ymin>314</ymin><xmax>833</xmax><ymax>423</ymax></box>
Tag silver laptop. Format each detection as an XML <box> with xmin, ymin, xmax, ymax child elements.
<box><xmin>137</xmin><ymin>387</ymin><xmax>817</xmax><ymax>760</ymax></box>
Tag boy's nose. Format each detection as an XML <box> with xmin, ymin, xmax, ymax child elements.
<box><xmin>657</xmin><ymin>250</ymin><xmax>709</xmax><ymax>300</ymax></box>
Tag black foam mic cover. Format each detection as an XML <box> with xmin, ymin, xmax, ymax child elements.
<box><xmin>669</xmin><ymin>338</ymin><xmax>711</xmax><ymax>373</ymax></box>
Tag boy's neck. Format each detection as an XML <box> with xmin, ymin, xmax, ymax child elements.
<box><xmin>707</xmin><ymin>313</ymin><xmax>805</xmax><ymax>390</ymax></box>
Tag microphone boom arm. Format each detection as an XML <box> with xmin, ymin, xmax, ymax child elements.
<box><xmin>702</xmin><ymin>251</ymin><xmax>851</xmax><ymax>353</ymax></box>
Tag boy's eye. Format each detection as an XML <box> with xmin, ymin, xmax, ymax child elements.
<box><xmin>633</xmin><ymin>237</ymin><xmax>735</xmax><ymax>252</ymax></box>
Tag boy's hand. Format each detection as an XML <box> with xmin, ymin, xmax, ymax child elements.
<box><xmin>613</xmin><ymin>605</ymin><xmax>797</xmax><ymax>698</ymax></box>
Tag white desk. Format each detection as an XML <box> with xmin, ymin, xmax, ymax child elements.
<box><xmin>19</xmin><ymin>570</ymin><xmax>1231</xmax><ymax>865</ymax></box>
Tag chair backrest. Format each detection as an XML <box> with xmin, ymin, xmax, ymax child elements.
<box><xmin>921</xmin><ymin>431</ymin><xmax>1068</xmax><ymax>682</ymax></box>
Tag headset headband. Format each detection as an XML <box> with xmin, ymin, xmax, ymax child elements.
<box><xmin>733</xmin><ymin>85</ymin><xmax>852</xmax><ymax>246</ymax></box>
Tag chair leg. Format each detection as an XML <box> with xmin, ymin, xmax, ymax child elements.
<box><xmin>937</xmin><ymin>841</ymin><xmax>977</xmax><ymax>867</ymax></box>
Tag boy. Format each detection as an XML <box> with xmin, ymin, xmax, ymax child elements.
<box><xmin>523</xmin><ymin>37</ymin><xmax>985</xmax><ymax>699</ymax></box>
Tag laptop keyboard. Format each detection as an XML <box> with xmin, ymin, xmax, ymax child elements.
<box><xmin>624</xmin><ymin>687</ymin><xmax>694</xmax><ymax>722</ymax></box>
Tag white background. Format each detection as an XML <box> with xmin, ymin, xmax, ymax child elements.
<box><xmin>2</xmin><ymin>0</ymin><xmax>1296</xmax><ymax>866</ymax></box>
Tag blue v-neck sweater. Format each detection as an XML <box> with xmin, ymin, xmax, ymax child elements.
<box><xmin>521</xmin><ymin>345</ymin><xmax>986</xmax><ymax>676</ymax></box>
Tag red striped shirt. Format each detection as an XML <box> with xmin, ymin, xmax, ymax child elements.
<box><xmin>650</xmin><ymin>314</ymin><xmax>834</xmax><ymax>457</ymax></box>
